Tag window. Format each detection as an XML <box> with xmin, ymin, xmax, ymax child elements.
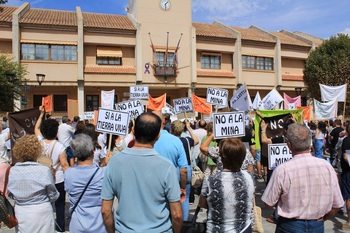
<box><xmin>242</xmin><ymin>55</ymin><xmax>274</xmax><ymax>70</ymax></box>
<box><xmin>200</xmin><ymin>54</ymin><xmax>221</xmax><ymax>69</ymax></box>
<box><xmin>155</xmin><ymin>51</ymin><xmax>175</xmax><ymax>66</ymax></box>
<box><xmin>86</xmin><ymin>95</ymin><xmax>99</xmax><ymax>111</ymax></box>
<box><xmin>96</xmin><ymin>57</ymin><xmax>121</xmax><ymax>65</ymax></box>
<box><xmin>21</xmin><ymin>43</ymin><xmax>77</xmax><ymax>61</ymax></box>
<box><xmin>33</xmin><ymin>95</ymin><xmax>47</xmax><ymax>108</ymax></box>
<box><xmin>54</xmin><ymin>95</ymin><xmax>67</xmax><ymax>112</ymax></box>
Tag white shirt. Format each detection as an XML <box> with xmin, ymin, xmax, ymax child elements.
<box><xmin>192</xmin><ymin>128</ymin><xmax>207</xmax><ymax>159</ymax></box>
<box><xmin>57</xmin><ymin>123</ymin><xmax>75</xmax><ymax>148</ymax></box>
<box><xmin>0</xmin><ymin>133</ymin><xmax>9</xmax><ymax>160</ymax></box>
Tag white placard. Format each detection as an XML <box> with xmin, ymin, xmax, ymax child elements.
<box><xmin>162</xmin><ymin>103</ymin><xmax>176</xmax><ymax>115</ymax></box>
<box><xmin>96</xmin><ymin>108</ymin><xmax>130</xmax><ymax>136</ymax></box>
<box><xmin>115</xmin><ymin>99</ymin><xmax>144</xmax><ymax>119</ymax></box>
<box><xmin>101</xmin><ymin>90</ymin><xmax>115</xmax><ymax>109</ymax></box>
<box><xmin>173</xmin><ymin>97</ymin><xmax>193</xmax><ymax>114</ymax></box>
<box><xmin>257</xmin><ymin>89</ymin><xmax>283</xmax><ymax>110</ymax></box>
<box><xmin>213</xmin><ymin>112</ymin><xmax>245</xmax><ymax>139</ymax></box>
<box><xmin>129</xmin><ymin>86</ymin><xmax>149</xmax><ymax>100</ymax></box>
<box><xmin>206</xmin><ymin>87</ymin><xmax>229</xmax><ymax>107</ymax></box>
<box><xmin>268</xmin><ymin>143</ymin><xmax>292</xmax><ymax>170</ymax></box>
<box><xmin>84</xmin><ymin>111</ymin><xmax>94</xmax><ymax>120</ymax></box>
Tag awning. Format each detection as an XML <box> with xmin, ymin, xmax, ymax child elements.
<box><xmin>20</xmin><ymin>39</ymin><xmax>77</xmax><ymax>45</ymax></box>
<box><xmin>97</xmin><ymin>47</ymin><xmax>123</xmax><ymax>57</ymax></box>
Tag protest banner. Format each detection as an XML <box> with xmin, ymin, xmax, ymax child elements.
<box><xmin>84</xmin><ymin>111</ymin><xmax>94</xmax><ymax>120</ymax></box>
<box><xmin>42</xmin><ymin>95</ymin><xmax>52</xmax><ymax>112</ymax></box>
<box><xmin>268</xmin><ymin>143</ymin><xmax>292</xmax><ymax>170</ymax></box>
<box><xmin>129</xmin><ymin>85</ymin><xmax>149</xmax><ymax>100</ymax></box>
<box><xmin>95</xmin><ymin>108</ymin><xmax>130</xmax><ymax>137</ymax></box>
<box><xmin>213</xmin><ymin>112</ymin><xmax>245</xmax><ymax>139</ymax></box>
<box><xmin>147</xmin><ymin>94</ymin><xmax>166</xmax><ymax>111</ymax></box>
<box><xmin>192</xmin><ymin>94</ymin><xmax>212</xmax><ymax>115</ymax></box>
<box><xmin>162</xmin><ymin>103</ymin><xmax>176</xmax><ymax>115</ymax></box>
<box><xmin>206</xmin><ymin>87</ymin><xmax>228</xmax><ymax>108</ymax></box>
<box><xmin>115</xmin><ymin>99</ymin><xmax>144</xmax><ymax>119</ymax></box>
<box><xmin>101</xmin><ymin>90</ymin><xmax>115</xmax><ymax>109</ymax></box>
<box><xmin>257</xmin><ymin>89</ymin><xmax>283</xmax><ymax>110</ymax></box>
<box><xmin>173</xmin><ymin>97</ymin><xmax>193</xmax><ymax>114</ymax></box>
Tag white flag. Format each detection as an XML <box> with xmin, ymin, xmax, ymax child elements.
<box><xmin>320</xmin><ymin>84</ymin><xmax>347</xmax><ymax>102</ymax></box>
<box><xmin>251</xmin><ymin>92</ymin><xmax>261</xmax><ymax>110</ymax></box>
<box><xmin>230</xmin><ymin>84</ymin><xmax>250</xmax><ymax>115</ymax></box>
<box><xmin>101</xmin><ymin>90</ymin><xmax>115</xmax><ymax>109</ymax></box>
<box><xmin>257</xmin><ymin>89</ymin><xmax>283</xmax><ymax>110</ymax></box>
<box><xmin>314</xmin><ymin>99</ymin><xmax>338</xmax><ymax>120</ymax></box>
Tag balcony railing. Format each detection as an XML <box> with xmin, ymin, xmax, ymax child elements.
<box><xmin>154</xmin><ymin>65</ymin><xmax>177</xmax><ymax>76</ymax></box>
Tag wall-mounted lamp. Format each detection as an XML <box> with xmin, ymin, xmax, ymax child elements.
<box><xmin>36</xmin><ymin>74</ymin><xmax>45</xmax><ymax>86</ymax></box>
<box><xmin>236</xmin><ymin>83</ymin><xmax>243</xmax><ymax>90</ymax></box>
<box><xmin>295</xmin><ymin>87</ymin><xmax>302</xmax><ymax>96</ymax></box>
<box><xmin>276</xmin><ymin>85</ymin><xmax>282</xmax><ymax>91</ymax></box>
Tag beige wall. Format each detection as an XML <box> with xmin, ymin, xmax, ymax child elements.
<box><xmin>84</xmin><ymin>32</ymin><xmax>135</xmax><ymax>45</ymax></box>
<box><xmin>242</xmin><ymin>70</ymin><xmax>276</xmax><ymax>87</ymax></box>
<box><xmin>0</xmin><ymin>27</ymin><xmax>12</xmax><ymax>40</ymax></box>
<box><xmin>20</xmin><ymin>28</ymin><xmax>78</xmax><ymax>43</ymax></box>
<box><xmin>281</xmin><ymin>58</ymin><xmax>305</xmax><ymax>75</ymax></box>
<box><xmin>84</xmin><ymin>45</ymin><xmax>135</xmax><ymax>66</ymax></box>
<box><xmin>241</xmin><ymin>42</ymin><xmax>275</xmax><ymax>57</ymax></box>
<box><xmin>196</xmin><ymin>40</ymin><xmax>235</xmax><ymax>53</ymax></box>
<box><xmin>280</xmin><ymin>45</ymin><xmax>310</xmax><ymax>59</ymax></box>
<box><xmin>0</xmin><ymin>40</ymin><xmax>12</xmax><ymax>55</ymax></box>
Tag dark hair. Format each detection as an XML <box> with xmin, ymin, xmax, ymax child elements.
<box><xmin>41</xmin><ymin>119</ymin><xmax>59</xmax><ymax>140</ymax></box>
<box><xmin>83</xmin><ymin>123</ymin><xmax>101</xmax><ymax>149</ymax></box>
<box><xmin>317</xmin><ymin>121</ymin><xmax>327</xmax><ymax>134</ymax></box>
<box><xmin>73</xmin><ymin>116</ymin><xmax>80</xmax><ymax>122</ymax></box>
<box><xmin>134</xmin><ymin>112</ymin><xmax>161</xmax><ymax>144</ymax></box>
<box><xmin>219</xmin><ymin>138</ymin><xmax>246</xmax><ymax>171</ymax></box>
<box><xmin>335</xmin><ymin>119</ymin><xmax>342</xmax><ymax>126</ymax></box>
<box><xmin>75</xmin><ymin>121</ymin><xmax>85</xmax><ymax>135</ymax></box>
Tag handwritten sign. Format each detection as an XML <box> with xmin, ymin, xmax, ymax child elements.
<box><xmin>213</xmin><ymin>112</ymin><xmax>245</xmax><ymax>139</ymax></box>
<box><xmin>268</xmin><ymin>143</ymin><xmax>292</xmax><ymax>170</ymax></box>
<box><xmin>101</xmin><ymin>90</ymin><xmax>115</xmax><ymax>109</ymax></box>
<box><xmin>115</xmin><ymin>99</ymin><xmax>144</xmax><ymax>119</ymax></box>
<box><xmin>129</xmin><ymin>86</ymin><xmax>149</xmax><ymax>100</ymax></box>
<box><xmin>173</xmin><ymin>97</ymin><xmax>193</xmax><ymax>114</ymax></box>
<box><xmin>96</xmin><ymin>108</ymin><xmax>130</xmax><ymax>136</ymax></box>
<box><xmin>206</xmin><ymin>87</ymin><xmax>228</xmax><ymax>107</ymax></box>
<box><xmin>84</xmin><ymin>111</ymin><xmax>94</xmax><ymax>120</ymax></box>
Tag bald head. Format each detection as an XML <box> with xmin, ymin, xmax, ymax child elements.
<box><xmin>198</xmin><ymin>119</ymin><xmax>207</xmax><ymax>129</ymax></box>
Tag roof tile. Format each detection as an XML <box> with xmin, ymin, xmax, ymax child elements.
<box><xmin>84</xmin><ymin>65</ymin><xmax>136</xmax><ymax>74</ymax></box>
<box><xmin>270</xmin><ymin>31</ymin><xmax>311</xmax><ymax>47</ymax></box>
<box><xmin>0</xmin><ymin>6</ymin><xmax>17</xmax><ymax>23</ymax></box>
<box><xmin>230</xmin><ymin>26</ymin><xmax>275</xmax><ymax>43</ymax></box>
<box><xmin>197</xmin><ymin>69</ymin><xmax>235</xmax><ymax>77</ymax></box>
<box><xmin>19</xmin><ymin>8</ymin><xmax>77</xmax><ymax>26</ymax></box>
<box><xmin>193</xmin><ymin>22</ymin><xmax>236</xmax><ymax>39</ymax></box>
<box><xmin>83</xmin><ymin>13</ymin><xmax>135</xmax><ymax>30</ymax></box>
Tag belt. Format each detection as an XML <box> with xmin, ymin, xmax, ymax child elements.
<box><xmin>279</xmin><ymin>216</ymin><xmax>318</xmax><ymax>222</ymax></box>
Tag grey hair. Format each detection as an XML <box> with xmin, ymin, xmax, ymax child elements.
<box><xmin>62</xmin><ymin>116</ymin><xmax>70</xmax><ymax>123</ymax></box>
<box><xmin>286</xmin><ymin>123</ymin><xmax>311</xmax><ymax>152</ymax></box>
<box><xmin>70</xmin><ymin>134</ymin><xmax>94</xmax><ymax>161</ymax></box>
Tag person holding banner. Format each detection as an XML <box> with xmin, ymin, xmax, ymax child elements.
<box><xmin>198</xmin><ymin>138</ymin><xmax>254</xmax><ymax>232</ymax></box>
<box><xmin>101</xmin><ymin>112</ymin><xmax>183</xmax><ymax>233</ymax></box>
<box><xmin>262</xmin><ymin>123</ymin><xmax>344</xmax><ymax>233</ymax></box>
<box><xmin>314</xmin><ymin>121</ymin><xmax>327</xmax><ymax>159</ymax></box>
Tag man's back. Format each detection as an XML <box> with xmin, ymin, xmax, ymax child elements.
<box><xmin>101</xmin><ymin>147</ymin><xmax>180</xmax><ymax>233</ymax></box>
<box><xmin>154</xmin><ymin>130</ymin><xmax>187</xmax><ymax>168</ymax></box>
<box><xmin>58</xmin><ymin>123</ymin><xmax>74</xmax><ymax>148</ymax></box>
<box><xmin>192</xmin><ymin>128</ymin><xmax>207</xmax><ymax>158</ymax></box>
<box><xmin>262</xmin><ymin>153</ymin><xmax>343</xmax><ymax>220</ymax></box>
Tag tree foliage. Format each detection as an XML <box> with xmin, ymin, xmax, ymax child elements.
<box><xmin>303</xmin><ymin>34</ymin><xmax>350</xmax><ymax>116</ymax></box>
<box><xmin>0</xmin><ymin>55</ymin><xmax>27</xmax><ymax>112</ymax></box>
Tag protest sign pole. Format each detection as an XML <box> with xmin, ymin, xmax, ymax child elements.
<box><xmin>108</xmin><ymin>134</ymin><xmax>113</xmax><ymax>153</ymax></box>
<box><xmin>343</xmin><ymin>84</ymin><xmax>347</xmax><ymax>122</ymax></box>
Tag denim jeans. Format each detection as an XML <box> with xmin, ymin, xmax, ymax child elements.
<box><xmin>177</xmin><ymin>165</ymin><xmax>192</xmax><ymax>220</ymax></box>
<box><xmin>276</xmin><ymin>217</ymin><xmax>324</xmax><ymax>233</ymax></box>
<box><xmin>314</xmin><ymin>139</ymin><xmax>324</xmax><ymax>159</ymax></box>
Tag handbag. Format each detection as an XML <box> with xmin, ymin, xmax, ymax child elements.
<box><xmin>0</xmin><ymin>166</ymin><xmax>18</xmax><ymax>228</ymax></box>
<box><xmin>70</xmin><ymin>167</ymin><xmax>100</xmax><ymax>214</ymax></box>
<box><xmin>37</xmin><ymin>140</ymin><xmax>58</xmax><ymax>180</ymax></box>
<box><xmin>182</xmin><ymin>206</ymin><xmax>206</xmax><ymax>233</ymax></box>
<box><xmin>252</xmin><ymin>197</ymin><xmax>264</xmax><ymax>233</ymax></box>
<box><xmin>185</xmin><ymin>138</ymin><xmax>204</xmax><ymax>189</ymax></box>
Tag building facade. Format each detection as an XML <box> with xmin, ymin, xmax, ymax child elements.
<box><xmin>0</xmin><ymin>0</ymin><xmax>323</xmax><ymax>117</ymax></box>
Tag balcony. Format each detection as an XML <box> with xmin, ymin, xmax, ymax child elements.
<box><xmin>154</xmin><ymin>65</ymin><xmax>177</xmax><ymax>76</ymax></box>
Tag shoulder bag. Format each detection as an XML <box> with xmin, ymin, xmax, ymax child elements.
<box><xmin>37</xmin><ymin>140</ymin><xmax>58</xmax><ymax>179</ymax></box>
<box><xmin>181</xmin><ymin>206</ymin><xmax>206</xmax><ymax>233</ymax></box>
<box><xmin>70</xmin><ymin>167</ymin><xmax>100</xmax><ymax>214</ymax></box>
<box><xmin>0</xmin><ymin>166</ymin><xmax>18</xmax><ymax>228</ymax></box>
<box><xmin>185</xmin><ymin>138</ymin><xmax>204</xmax><ymax>189</ymax></box>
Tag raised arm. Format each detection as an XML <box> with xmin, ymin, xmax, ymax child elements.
<box><xmin>35</xmin><ymin>106</ymin><xmax>45</xmax><ymax>137</ymax></box>
<box><xmin>185</xmin><ymin>120</ymin><xmax>199</xmax><ymax>146</ymax></box>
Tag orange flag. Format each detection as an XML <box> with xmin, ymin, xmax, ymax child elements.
<box><xmin>147</xmin><ymin>94</ymin><xmax>166</xmax><ymax>111</ymax></box>
<box><xmin>42</xmin><ymin>95</ymin><xmax>52</xmax><ymax>112</ymax></box>
<box><xmin>192</xmin><ymin>94</ymin><xmax>212</xmax><ymax>115</ymax></box>
<box><xmin>297</xmin><ymin>106</ymin><xmax>312</xmax><ymax>122</ymax></box>
<box><xmin>93</xmin><ymin>110</ymin><xmax>99</xmax><ymax>126</ymax></box>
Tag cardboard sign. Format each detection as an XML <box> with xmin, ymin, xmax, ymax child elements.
<box><xmin>129</xmin><ymin>86</ymin><xmax>149</xmax><ymax>99</ymax></box>
<box><xmin>96</xmin><ymin>108</ymin><xmax>130</xmax><ymax>136</ymax></box>
<box><xmin>115</xmin><ymin>99</ymin><xmax>144</xmax><ymax>119</ymax></box>
<box><xmin>162</xmin><ymin>103</ymin><xmax>176</xmax><ymax>115</ymax></box>
<box><xmin>173</xmin><ymin>97</ymin><xmax>193</xmax><ymax>114</ymax></box>
<box><xmin>206</xmin><ymin>87</ymin><xmax>228</xmax><ymax>107</ymax></box>
<box><xmin>213</xmin><ymin>112</ymin><xmax>245</xmax><ymax>139</ymax></box>
<box><xmin>101</xmin><ymin>90</ymin><xmax>115</xmax><ymax>109</ymax></box>
<box><xmin>84</xmin><ymin>111</ymin><xmax>94</xmax><ymax>120</ymax></box>
<box><xmin>257</xmin><ymin>89</ymin><xmax>283</xmax><ymax>110</ymax></box>
<box><xmin>268</xmin><ymin>143</ymin><xmax>292</xmax><ymax>170</ymax></box>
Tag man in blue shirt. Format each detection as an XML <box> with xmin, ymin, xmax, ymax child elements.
<box><xmin>101</xmin><ymin>112</ymin><xmax>183</xmax><ymax>233</ymax></box>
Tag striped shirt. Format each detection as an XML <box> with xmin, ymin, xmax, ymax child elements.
<box><xmin>262</xmin><ymin>153</ymin><xmax>344</xmax><ymax>220</ymax></box>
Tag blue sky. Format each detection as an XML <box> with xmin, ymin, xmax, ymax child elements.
<box><xmin>4</xmin><ymin>0</ymin><xmax>350</xmax><ymax>39</ymax></box>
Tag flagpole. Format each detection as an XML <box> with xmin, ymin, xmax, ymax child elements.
<box><xmin>343</xmin><ymin>83</ymin><xmax>347</xmax><ymax>122</ymax></box>
<box><xmin>174</xmin><ymin>33</ymin><xmax>183</xmax><ymax>66</ymax></box>
<box><xmin>178</xmin><ymin>36</ymin><xmax>195</xmax><ymax>65</ymax></box>
<box><xmin>165</xmin><ymin>32</ymin><xmax>169</xmax><ymax>66</ymax></box>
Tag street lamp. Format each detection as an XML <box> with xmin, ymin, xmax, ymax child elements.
<box><xmin>36</xmin><ymin>74</ymin><xmax>45</xmax><ymax>86</ymax></box>
<box><xmin>295</xmin><ymin>87</ymin><xmax>302</xmax><ymax>96</ymax></box>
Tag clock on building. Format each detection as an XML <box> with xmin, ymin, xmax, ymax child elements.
<box><xmin>160</xmin><ymin>0</ymin><xmax>171</xmax><ymax>11</ymax></box>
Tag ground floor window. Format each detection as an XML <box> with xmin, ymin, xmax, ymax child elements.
<box><xmin>86</xmin><ymin>95</ymin><xmax>99</xmax><ymax>111</ymax></box>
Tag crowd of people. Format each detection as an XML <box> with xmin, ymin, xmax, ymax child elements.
<box><xmin>0</xmin><ymin>107</ymin><xmax>350</xmax><ymax>232</ymax></box>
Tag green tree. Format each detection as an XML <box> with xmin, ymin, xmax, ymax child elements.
<box><xmin>0</xmin><ymin>55</ymin><xmax>27</xmax><ymax>112</ymax></box>
<box><xmin>303</xmin><ymin>34</ymin><xmax>350</xmax><ymax>116</ymax></box>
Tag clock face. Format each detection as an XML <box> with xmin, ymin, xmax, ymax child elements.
<box><xmin>160</xmin><ymin>0</ymin><xmax>171</xmax><ymax>11</ymax></box>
